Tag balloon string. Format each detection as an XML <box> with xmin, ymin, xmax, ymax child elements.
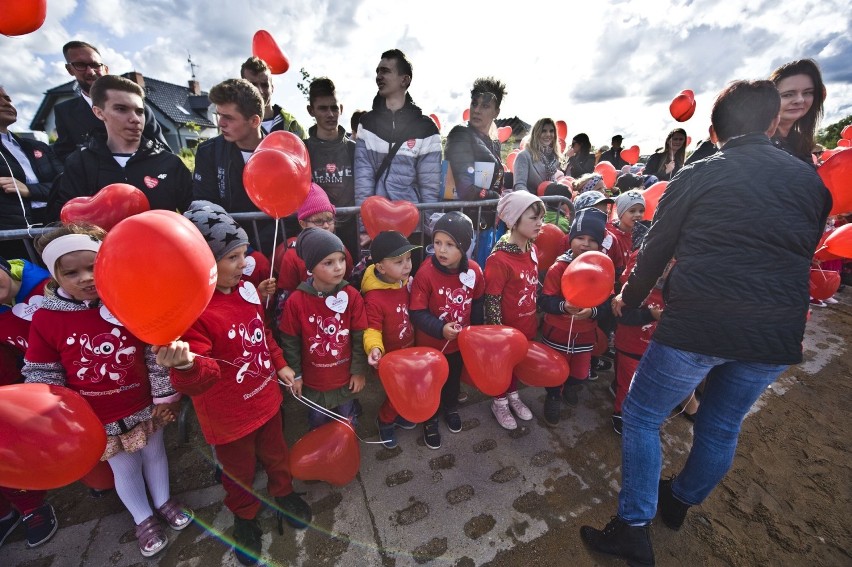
<box><xmin>265</xmin><ymin>222</ymin><xmax>279</xmax><ymax>309</ymax></box>
<box><xmin>566</xmin><ymin>314</ymin><xmax>575</xmax><ymax>353</ymax></box>
<box><xmin>0</xmin><ymin>150</ymin><xmax>41</xmax><ymax>238</ymax></box>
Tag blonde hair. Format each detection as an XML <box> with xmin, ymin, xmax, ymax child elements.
<box><xmin>528</xmin><ymin>118</ymin><xmax>565</xmax><ymax>166</ymax></box>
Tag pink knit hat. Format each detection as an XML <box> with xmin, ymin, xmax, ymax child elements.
<box><xmin>297</xmin><ymin>183</ymin><xmax>336</xmax><ymax>221</ymax></box>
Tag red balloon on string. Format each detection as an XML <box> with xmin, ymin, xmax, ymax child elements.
<box><xmin>620</xmin><ymin>146</ymin><xmax>640</xmax><ymax>165</ymax></box>
<box><xmin>257</xmin><ymin>131</ymin><xmax>310</xmax><ymax>168</ymax></box>
<box><xmin>243</xmin><ymin>149</ymin><xmax>311</xmax><ymax>219</ymax></box>
<box><xmin>560</xmin><ymin>251</ymin><xmax>615</xmax><ymax>308</ymax></box>
<box><xmin>463</xmin><ymin>108</ymin><xmax>470</xmax><ymax>122</ymax></box>
<box><xmin>0</xmin><ymin>384</ymin><xmax>107</xmax><ymax>490</ymax></box>
<box><xmin>535</xmin><ymin>224</ymin><xmax>567</xmax><ymax>269</ymax></box>
<box><xmin>670</xmin><ymin>93</ymin><xmax>696</xmax><ymax>122</ymax></box>
<box><xmin>556</xmin><ymin>120</ymin><xmax>568</xmax><ymax>141</ymax></box>
<box><xmin>96</xmin><ymin>210</ymin><xmax>217</xmax><ymax>345</ymax></box>
<box><xmin>514</xmin><ymin>341</ymin><xmax>569</xmax><ymax>387</ymax></box>
<box><xmin>497</xmin><ymin>126</ymin><xmax>512</xmax><ymax>143</ymax></box>
<box><xmin>429</xmin><ymin>114</ymin><xmax>441</xmax><ymax>130</ymax></box>
<box><xmin>61</xmin><ymin>183</ymin><xmax>150</xmax><ymax>231</ymax></box>
<box><xmin>679</xmin><ymin>89</ymin><xmax>695</xmax><ymax>100</ymax></box>
<box><xmin>458</xmin><ymin>326</ymin><xmax>529</xmax><ymax>396</ymax></box>
<box><xmin>594</xmin><ymin>161</ymin><xmax>617</xmax><ymax>189</ymax></box>
<box><xmin>79</xmin><ymin>460</ymin><xmax>114</xmax><ymax>491</ymax></box>
<box><xmin>360</xmin><ymin>196</ymin><xmax>420</xmax><ymax>239</ymax></box>
<box><xmin>809</xmin><ymin>269</ymin><xmax>841</xmax><ymax>301</ymax></box>
<box><xmin>642</xmin><ymin>181</ymin><xmax>668</xmax><ymax>220</ymax></box>
<box><xmin>290</xmin><ymin>420</ymin><xmax>360</xmax><ymax>486</ymax></box>
<box><xmin>591</xmin><ymin>326</ymin><xmax>609</xmax><ymax>356</ymax></box>
<box><xmin>0</xmin><ymin>0</ymin><xmax>47</xmax><ymax>36</ymax></box>
<box><xmin>558</xmin><ymin>138</ymin><xmax>567</xmax><ymax>153</ymax></box>
<box><xmin>840</xmin><ymin>125</ymin><xmax>852</xmax><ymax>140</ymax></box>
<box><xmin>252</xmin><ymin>30</ymin><xmax>289</xmax><ymax>74</ymax></box>
<box><xmin>818</xmin><ymin>149</ymin><xmax>852</xmax><ymax>216</ymax></box>
<box><xmin>378</xmin><ymin>347</ymin><xmax>449</xmax><ymax>423</ymax></box>
<box><xmin>821</xmin><ymin>224</ymin><xmax>852</xmax><ymax>259</ymax></box>
<box><xmin>505</xmin><ymin>149</ymin><xmax>520</xmax><ymax>173</ymax></box>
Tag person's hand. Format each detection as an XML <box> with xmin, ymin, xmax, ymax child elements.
<box><xmin>277</xmin><ymin>366</ymin><xmax>296</xmax><ymax>385</ymax></box>
<box><xmin>153</xmin><ymin>341</ymin><xmax>194</xmax><ymax>369</ymax></box>
<box><xmin>611</xmin><ymin>294</ymin><xmax>626</xmax><ymax>317</ymax></box>
<box><xmin>349</xmin><ymin>374</ymin><xmax>366</xmax><ymax>393</ymax></box>
<box><xmin>368</xmin><ymin>347</ymin><xmax>382</xmax><ymax>368</ymax></box>
<box><xmin>0</xmin><ymin>177</ymin><xmax>29</xmax><ymax>197</ymax></box>
<box><xmin>573</xmin><ymin>308</ymin><xmax>593</xmax><ymax>320</ymax></box>
<box><xmin>359</xmin><ymin>232</ymin><xmax>372</xmax><ymax>248</ymax></box>
<box><xmin>289</xmin><ymin>378</ymin><xmax>303</xmax><ymax>398</ymax></box>
<box><xmin>649</xmin><ymin>305</ymin><xmax>663</xmax><ymax>321</ymax></box>
<box><xmin>257</xmin><ymin>277</ymin><xmax>276</xmax><ymax>300</ymax></box>
<box><xmin>442</xmin><ymin>322</ymin><xmax>461</xmax><ymax>341</ymax></box>
<box><xmin>562</xmin><ymin>302</ymin><xmax>582</xmax><ymax>316</ymax></box>
<box><xmin>152</xmin><ymin>401</ymin><xmax>181</xmax><ymax>423</ymax></box>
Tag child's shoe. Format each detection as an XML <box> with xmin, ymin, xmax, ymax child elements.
<box><xmin>275</xmin><ymin>492</ymin><xmax>312</xmax><ymax>530</ymax></box>
<box><xmin>156</xmin><ymin>498</ymin><xmax>193</xmax><ymax>531</ymax></box>
<box><xmin>423</xmin><ymin>419</ymin><xmax>441</xmax><ymax>449</ymax></box>
<box><xmin>23</xmin><ymin>503</ymin><xmax>58</xmax><ymax>549</ymax></box>
<box><xmin>562</xmin><ymin>382</ymin><xmax>583</xmax><ymax>406</ymax></box>
<box><xmin>611</xmin><ymin>413</ymin><xmax>623</xmax><ymax>435</ymax></box>
<box><xmin>507</xmin><ymin>391</ymin><xmax>533</xmax><ymax>421</ymax></box>
<box><xmin>134</xmin><ymin>515</ymin><xmax>167</xmax><ymax>557</ymax></box>
<box><xmin>444</xmin><ymin>410</ymin><xmax>462</xmax><ymax>433</ymax></box>
<box><xmin>377</xmin><ymin>418</ymin><xmax>398</xmax><ymax>449</ymax></box>
<box><xmin>393</xmin><ymin>415</ymin><xmax>417</xmax><ymax>430</ymax></box>
<box><xmin>232</xmin><ymin>515</ymin><xmax>262</xmax><ymax>566</ymax></box>
<box><xmin>544</xmin><ymin>394</ymin><xmax>561</xmax><ymax>427</ymax></box>
<box><xmin>491</xmin><ymin>397</ymin><xmax>517</xmax><ymax>430</ymax></box>
<box><xmin>0</xmin><ymin>509</ymin><xmax>21</xmax><ymax>548</ymax></box>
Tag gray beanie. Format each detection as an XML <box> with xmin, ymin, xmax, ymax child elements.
<box><xmin>296</xmin><ymin>227</ymin><xmax>345</xmax><ymax>271</ymax></box>
<box><xmin>432</xmin><ymin>211</ymin><xmax>474</xmax><ymax>253</ymax></box>
<box><xmin>183</xmin><ymin>205</ymin><xmax>249</xmax><ymax>261</ymax></box>
<box><xmin>615</xmin><ymin>190</ymin><xmax>646</xmax><ymax>219</ymax></box>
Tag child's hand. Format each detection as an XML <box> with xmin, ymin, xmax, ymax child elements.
<box><xmin>442</xmin><ymin>322</ymin><xmax>461</xmax><ymax>341</ymax></box>
<box><xmin>277</xmin><ymin>365</ymin><xmax>296</xmax><ymax>385</ymax></box>
<box><xmin>368</xmin><ymin>348</ymin><xmax>383</xmax><ymax>368</ymax></box>
<box><xmin>349</xmin><ymin>374</ymin><xmax>366</xmax><ymax>393</ymax></box>
<box><xmin>611</xmin><ymin>294</ymin><xmax>626</xmax><ymax>317</ymax></box>
<box><xmin>257</xmin><ymin>277</ymin><xmax>276</xmax><ymax>300</ymax></box>
<box><xmin>153</xmin><ymin>341</ymin><xmax>194</xmax><ymax>369</ymax></box>
<box><xmin>649</xmin><ymin>306</ymin><xmax>663</xmax><ymax>321</ymax></box>
<box><xmin>152</xmin><ymin>401</ymin><xmax>181</xmax><ymax>423</ymax></box>
<box><xmin>573</xmin><ymin>308</ymin><xmax>593</xmax><ymax>320</ymax></box>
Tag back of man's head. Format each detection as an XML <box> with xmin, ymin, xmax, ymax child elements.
<box><xmin>240</xmin><ymin>56</ymin><xmax>269</xmax><ymax>78</ymax></box>
<box><xmin>308</xmin><ymin>77</ymin><xmax>336</xmax><ymax>106</ymax></box>
<box><xmin>711</xmin><ymin>80</ymin><xmax>780</xmax><ymax>143</ymax></box>
<box><xmin>90</xmin><ymin>75</ymin><xmax>143</xmax><ymax>108</ymax></box>
<box><xmin>209</xmin><ymin>78</ymin><xmax>264</xmax><ymax>119</ymax></box>
<box><xmin>63</xmin><ymin>40</ymin><xmax>100</xmax><ymax>60</ymax></box>
<box><xmin>381</xmin><ymin>49</ymin><xmax>413</xmax><ymax>79</ymax></box>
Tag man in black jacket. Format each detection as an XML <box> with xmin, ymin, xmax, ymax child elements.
<box><xmin>52</xmin><ymin>41</ymin><xmax>170</xmax><ymax>162</ymax></box>
<box><xmin>599</xmin><ymin>134</ymin><xmax>628</xmax><ymax>170</ymax></box>
<box><xmin>580</xmin><ymin>80</ymin><xmax>832</xmax><ymax>566</ymax></box>
<box><xmin>49</xmin><ymin>76</ymin><xmax>191</xmax><ymax>220</ymax></box>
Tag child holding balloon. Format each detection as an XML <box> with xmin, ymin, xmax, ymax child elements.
<box><xmin>607</xmin><ymin>190</ymin><xmax>646</xmax><ymax>285</ymax></box>
<box><xmin>22</xmin><ymin>223</ymin><xmax>191</xmax><ymax>559</ymax></box>
<box><xmin>483</xmin><ymin>191</ymin><xmax>544</xmax><ymax>430</ymax></box>
<box><xmin>539</xmin><ymin>208</ymin><xmax>613</xmax><ymax>426</ymax></box>
<box><xmin>155</xmin><ymin>206</ymin><xmax>311</xmax><ymax>567</ymax></box>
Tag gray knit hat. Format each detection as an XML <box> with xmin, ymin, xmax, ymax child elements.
<box><xmin>183</xmin><ymin>204</ymin><xmax>249</xmax><ymax>261</ymax></box>
<box><xmin>296</xmin><ymin>227</ymin><xmax>345</xmax><ymax>271</ymax></box>
<box><xmin>432</xmin><ymin>211</ymin><xmax>474</xmax><ymax>253</ymax></box>
<box><xmin>615</xmin><ymin>190</ymin><xmax>646</xmax><ymax>219</ymax></box>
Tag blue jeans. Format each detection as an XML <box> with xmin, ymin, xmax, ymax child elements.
<box><xmin>618</xmin><ymin>340</ymin><xmax>787</xmax><ymax>523</ymax></box>
<box><xmin>308</xmin><ymin>400</ymin><xmax>357</xmax><ymax>430</ymax></box>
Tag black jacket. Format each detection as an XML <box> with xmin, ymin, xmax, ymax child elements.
<box><xmin>52</xmin><ymin>94</ymin><xmax>170</xmax><ymax>162</ymax></box>
<box><xmin>444</xmin><ymin>125</ymin><xmax>503</xmax><ymax>201</ymax></box>
<box><xmin>0</xmin><ymin>133</ymin><xmax>64</xmax><ymax>229</ymax></box>
<box><xmin>622</xmin><ymin>134</ymin><xmax>832</xmax><ymax>364</ymax></box>
<box><xmin>643</xmin><ymin>151</ymin><xmax>683</xmax><ymax>181</ymax></box>
<box><xmin>192</xmin><ymin>135</ymin><xmax>256</xmax><ymax>213</ymax></box>
<box><xmin>567</xmin><ymin>153</ymin><xmax>595</xmax><ymax>178</ymax></box>
<box><xmin>49</xmin><ymin>133</ymin><xmax>191</xmax><ymax>220</ymax></box>
<box><xmin>599</xmin><ymin>147</ymin><xmax>628</xmax><ymax>170</ymax></box>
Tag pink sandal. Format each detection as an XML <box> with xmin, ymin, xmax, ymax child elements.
<box><xmin>156</xmin><ymin>499</ymin><xmax>193</xmax><ymax>531</ymax></box>
<box><xmin>135</xmin><ymin>516</ymin><xmax>167</xmax><ymax>557</ymax></box>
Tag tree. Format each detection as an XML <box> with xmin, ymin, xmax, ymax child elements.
<box><xmin>296</xmin><ymin>68</ymin><xmax>315</xmax><ymax>101</ymax></box>
<box><xmin>816</xmin><ymin>115</ymin><xmax>852</xmax><ymax>148</ymax></box>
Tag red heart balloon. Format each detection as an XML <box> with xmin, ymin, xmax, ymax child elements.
<box><xmin>819</xmin><ymin>149</ymin><xmax>852</xmax><ymax>216</ymax></box>
<box><xmin>463</xmin><ymin>108</ymin><xmax>470</xmax><ymax>122</ymax></box>
<box><xmin>514</xmin><ymin>341</ymin><xmax>569</xmax><ymax>387</ymax></box>
<box><xmin>360</xmin><ymin>196</ymin><xmax>420</xmax><ymax>239</ymax></box>
<box><xmin>79</xmin><ymin>460</ymin><xmax>115</xmax><ymax>491</ymax></box>
<box><xmin>594</xmin><ymin>161</ymin><xmax>617</xmax><ymax>189</ymax></box>
<box><xmin>252</xmin><ymin>30</ymin><xmax>289</xmax><ymax>74</ymax></box>
<box><xmin>556</xmin><ymin>120</ymin><xmax>568</xmax><ymax>141</ymax></box>
<box><xmin>0</xmin><ymin>0</ymin><xmax>46</xmax><ymax>36</ymax></box>
<box><xmin>60</xmin><ymin>183</ymin><xmax>151</xmax><ymax>231</ymax></box>
<box><xmin>378</xmin><ymin>347</ymin><xmax>449</xmax><ymax>423</ymax></box>
<box><xmin>841</xmin><ymin>125</ymin><xmax>852</xmax><ymax>140</ymax></box>
<box><xmin>641</xmin><ymin>181</ymin><xmax>668</xmax><ymax>220</ymax></box>
<box><xmin>95</xmin><ymin>210</ymin><xmax>217</xmax><ymax>345</ymax></box>
<box><xmin>505</xmin><ymin>149</ymin><xmax>520</xmax><ymax>173</ymax></box>
<box><xmin>560</xmin><ymin>251</ymin><xmax>615</xmax><ymax>308</ymax></box>
<box><xmin>497</xmin><ymin>126</ymin><xmax>512</xmax><ymax>143</ymax></box>
<box><xmin>822</xmin><ymin>224</ymin><xmax>852</xmax><ymax>259</ymax></box>
<box><xmin>0</xmin><ymin>384</ymin><xmax>106</xmax><ymax>490</ymax></box>
<box><xmin>458</xmin><ymin>325</ymin><xmax>529</xmax><ymax>396</ymax></box>
<box><xmin>620</xmin><ymin>146</ymin><xmax>641</xmax><ymax>165</ymax></box>
<box><xmin>257</xmin><ymin>131</ymin><xmax>310</xmax><ymax>169</ymax></box>
<box><xmin>243</xmin><ymin>148</ymin><xmax>312</xmax><ymax>219</ymax></box>
<box><xmin>809</xmin><ymin>269</ymin><xmax>841</xmax><ymax>301</ymax></box>
<box><xmin>592</xmin><ymin>326</ymin><xmax>609</xmax><ymax>356</ymax></box>
<box><xmin>535</xmin><ymin>223</ymin><xmax>567</xmax><ymax>270</ymax></box>
<box><xmin>679</xmin><ymin>89</ymin><xmax>695</xmax><ymax>101</ymax></box>
<box><xmin>558</xmin><ymin>138</ymin><xmax>567</xmax><ymax>153</ymax></box>
<box><xmin>290</xmin><ymin>420</ymin><xmax>360</xmax><ymax>486</ymax></box>
<box><xmin>670</xmin><ymin>93</ymin><xmax>696</xmax><ymax>122</ymax></box>
<box><xmin>429</xmin><ymin>113</ymin><xmax>441</xmax><ymax>131</ymax></box>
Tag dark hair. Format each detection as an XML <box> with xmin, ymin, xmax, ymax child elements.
<box><xmin>308</xmin><ymin>77</ymin><xmax>336</xmax><ymax>106</ymax></box>
<box><xmin>711</xmin><ymin>80</ymin><xmax>781</xmax><ymax>142</ymax></box>
<box><xmin>350</xmin><ymin>110</ymin><xmax>366</xmax><ymax>134</ymax></box>
<box><xmin>381</xmin><ymin>49</ymin><xmax>413</xmax><ymax>78</ymax></box>
<box><xmin>240</xmin><ymin>56</ymin><xmax>269</xmax><ymax>77</ymax></box>
<box><xmin>209</xmin><ymin>78</ymin><xmax>263</xmax><ymax>120</ymax></box>
<box><xmin>572</xmin><ymin>133</ymin><xmax>592</xmax><ymax>154</ymax></box>
<box><xmin>471</xmin><ymin>76</ymin><xmax>507</xmax><ymax>108</ymax></box>
<box><xmin>90</xmin><ymin>75</ymin><xmax>144</xmax><ymax>108</ymax></box>
<box><xmin>62</xmin><ymin>41</ymin><xmax>100</xmax><ymax>60</ymax></box>
<box><xmin>769</xmin><ymin>59</ymin><xmax>825</xmax><ymax>159</ymax></box>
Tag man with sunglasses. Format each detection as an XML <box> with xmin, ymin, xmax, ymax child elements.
<box><xmin>52</xmin><ymin>41</ymin><xmax>169</xmax><ymax>162</ymax></box>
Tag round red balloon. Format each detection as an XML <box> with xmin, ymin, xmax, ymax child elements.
<box><xmin>378</xmin><ymin>347</ymin><xmax>449</xmax><ymax>423</ymax></box>
<box><xmin>594</xmin><ymin>161</ymin><xmax>617</xmax><ymax>189</ymax></box>
<box><xmin>822</xmin><ymin>224</ymin><xmax>852</xmax><ymax>259</ymax></box>
<box><xmin>556</xmin><ymin>120</ymin><xmax>568</xmax><ymax>141</ymax></box>
<box><xmin>360</xmin><ymin>196</ymin><xmax>420</xmax><ymax>240</ymax></box>
<box><xmin>505</xmin><ymin>149</ymin><xmax>520</xmax><ymax>173</ymax></box>
<box><xmin>620</xmin><ymin>146</ymin><xmax>641</xmax><ymax>165</ymax></box>
<box><xmin>560</xmin><ymin>251</ymin><xmax>615</xmax><ymax>308</ymax></box>
<box><xmin>458</xmin><ymin>326</ymin><xmax>529</xmax><ymax>396</ymax></box>
<box><xmin>252</xmin><ymin>30</ymin><xmax>289</xmax><ymax>74</ymax></box>
<box><xmin>642</xmin><ymin>181</ymin><xmax>668</xmax><ymax>220</ymax></box>
<box><xmin>0</xmin><ymin>0</ymin><xmax>46</xmax><ymax>36</ymax></box>
<box><xmin>809</xmin><ymin>269</ymin><xmax>841</xmax><ymax>301</ymax></box>
<box><xmin>514</xmin><ymin>341</ymin><xmax>569</xmax><ymax>388</ymax></box>
<box><xmin>257</xmin><ymin>131</ymin><xmax>310</xmax><ymax>169</ymax></box>
<box><xmin>290</xmin><ymin>420</ymin><xmax>359</xmax><ymax>486</ymax></box>
<box><xmin>819</xmin><ymin>149</ymin><xmax>852</xmax><ymax>216</ymax></box>
<box><xmin>60</xmin><ymin>183</ymin><xmax>150</xmax><ymax>231</ymax></box>
<box><xmin>95</xmin><ymin>210</ymin><xmax>217</xmax><ymax>345</ymax></box>
<box><xmin>670</xmin><ymin>94</ymin><xmax>696</xmax><ymax>122</ymax></box>
<box><xmin>463</xmin><ymin>108</ymin><xmax>470</xmax><ymax>122</ymax></box>
<box><xmin>79</xmin><ymin>460</ymin><xmax>115</xmax><ymax>491</ymax></box>
<box><xmin>243</xmin><ymin>149</ymin><xmax>312</xmax><ymax>219</ymax></box>
<box><xmin>0</xmin><ymin>384</ymin><xmax>107</xmax><ymax>490</ymax></box>
<box><xmin>535</xmin><ymin>224</ymin><xmax>567</xmax><ymax>269</ymax></box>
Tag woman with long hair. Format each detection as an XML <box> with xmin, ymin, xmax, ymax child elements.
<box><xmin>643</xmin><ymin>128</ymin><xmax>687</xmax><ymax>181</ymax></box>
<box><xmin>513</xmin><ymin>118</ymin><xmax>565</xmax><ymax>192</ymax></box>
<box><xmin>769</xmin><ymin>59</ymin><xmax>825</xmax><ymax>163</ymax></box>
<box><xmin>566</xmin><ymin>133</ymin><xmax>595</xmax><ymax>178</ymax></box>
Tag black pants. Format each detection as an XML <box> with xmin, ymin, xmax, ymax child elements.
<box><xmin>431</xmin><ymin>350</ymin><xmax>462</xmax><ymax>419</ymax></box>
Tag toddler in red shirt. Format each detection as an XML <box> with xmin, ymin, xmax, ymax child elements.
<box><xmin>607</xmin><ymin>190</ymin><xmax>646</xmax><ymax>286</ymax></box>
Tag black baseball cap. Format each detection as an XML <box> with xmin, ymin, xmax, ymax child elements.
<box><xmin>370</xmin><ymin>231</ymin><xmax>421</xmax><ymax>263</ymax></box>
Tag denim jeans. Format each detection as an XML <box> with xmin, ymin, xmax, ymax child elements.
<box><xmin>618</xmin><ymin>340</ymin><xmax>787</xmax><ymax>523</ymax></box>
<box><xmin>308</xmin><ymin>399</ymin><xmax>357</xmax><ymax>430</ymax></box>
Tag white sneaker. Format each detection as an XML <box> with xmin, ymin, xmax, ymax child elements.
<box><xmin>507</xmin><ymin>391</ymin><xmax>533</xmax><ymax>421</ymax></box>
<box><xmin>824</xmin><ymin>296</ymin><xmax>839</xmax><ymax>305</ymax></box>
<box><xmin>491</xmin><ymin>398</ymin><xmax>517</xmax><ymax>430</ymax></box>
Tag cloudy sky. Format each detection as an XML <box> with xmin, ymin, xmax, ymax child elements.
<box><xmin>2</xmin><ymin>0</ymin><xmax>851</xmax><ymax>154</ymax></box>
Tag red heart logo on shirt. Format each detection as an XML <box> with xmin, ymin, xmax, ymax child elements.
<box><xmin>325</xmin><ymin>163</ymin><xmax>337</xmax><ymax>174</ymax></box>
<box><xmin>143</xmin><ymin>176</ymin><xmax>159</xmax><ymax>189</ymax></box>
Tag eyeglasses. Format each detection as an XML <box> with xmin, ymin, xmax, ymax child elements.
<box><xmin>305</xmin><ymin>217</ymin><xmax>335</xmax><ymax>227</ymax></box>
<box><xmin>470</xmin><ymin>92</ymin><xmax>497</xmax><ymax>109</ymax></box>
<box><xmin>67</xmin><ymin>62</ymin><xmax>106</xmax><ymax>72</ymax></box>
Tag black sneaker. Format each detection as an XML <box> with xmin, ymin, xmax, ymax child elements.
<box><xmin>544</xmin><ymin>394</ymin><xmax>561</xmax><ymax>427</ymax></box>
<box><xmin>580</xmin><ymin>516</ymin><xmax>655</xmax><ymax>566</ymax></box>
<box><xmin>0</xmin><ymin>509</ymin><xmax>21</xmax><ymax>548</ymax></box>
<box><xmin>393</xmin><ymin>415</ymin><xmax>417</xmax><ymax>430</ymax></box>
<box><xmin>88</xmin><ymin>488</ymin><xmax>112</xmax><ymax>499</ymax></box>
<box><xmin>23</xmin><ymin>503</ymin><xmax>58</xmax><ymax>548</ymax></box>
<box><xmin>233</xmin><ymin>516</ymin><xmax>262</xmax><ymax>566</ymax></box>
<box><xmin>611</xmin><ymin>413</ymin><xmax>623</xmax><ymax>435</ymax></box>
<box><xmin>423</xmin><ymin>419</ymin><xmax>441</xmax><ymax>450</ymax></box>
<box><xmin>352</xmin><ymin>398</ymin><xmax>363</xmax><ymax>418</ymax></box>
<box><xmin>594</xmin><ymin>357</ymin><xmax>613</xmax><ymax>372</ymax></box>
<box><xmin>444</xmin><ymin>410</ymin><xmax>462</xmax><ymax>433</ymax></box>
<box><xmin>377</xmin><ymin>418</ymin><xmax>398</xmax><ymax>449</ymax></box>
<box><xmin>587</xmin><ymin>367</ymin><xmax>599</xmax><ymax>381</ymax></box>
<box><xmin>562</xmin><ymin>383</ymin><xmax>582</xmax><ymax>406</ymax></box>
<box><xmin>657</xmin><ymin>477</ymin><xmax>690</xmax><ymax>531</ymax></box>
<box><xmin>275</xmin><ymin>492</ymin><xmax>312</xmax><ymax>530</ymax></box>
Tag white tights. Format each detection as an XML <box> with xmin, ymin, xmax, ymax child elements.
<box><xmin>107</xmin><ymin>428</ymin><xmax>171</xmax><ymax>525</ymax></box>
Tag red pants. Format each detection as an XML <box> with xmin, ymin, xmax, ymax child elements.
<box><xmin>378</xmin><ymin>396</ymin><xmax>399</xmax><ymax>424</ymax></box>
<box><xmin>0</xmin><ymin>487</ymin><xmax>46</xmax><ymax>516</ymax></box>
<box><xmin>614</xmin><ymin>350</ymin><xmax>643</xmax><ymax>413</ymax></box>
<box><xmin>214</xmin><ymin>410</ymin><xmax>293</xmax><ymax>519</ymax></box>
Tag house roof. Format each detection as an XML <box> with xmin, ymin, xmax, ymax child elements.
<box><xmin>495</xmin><ymin>116</ymin><xmax>530</xmax><ymax>140</ymax></box>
